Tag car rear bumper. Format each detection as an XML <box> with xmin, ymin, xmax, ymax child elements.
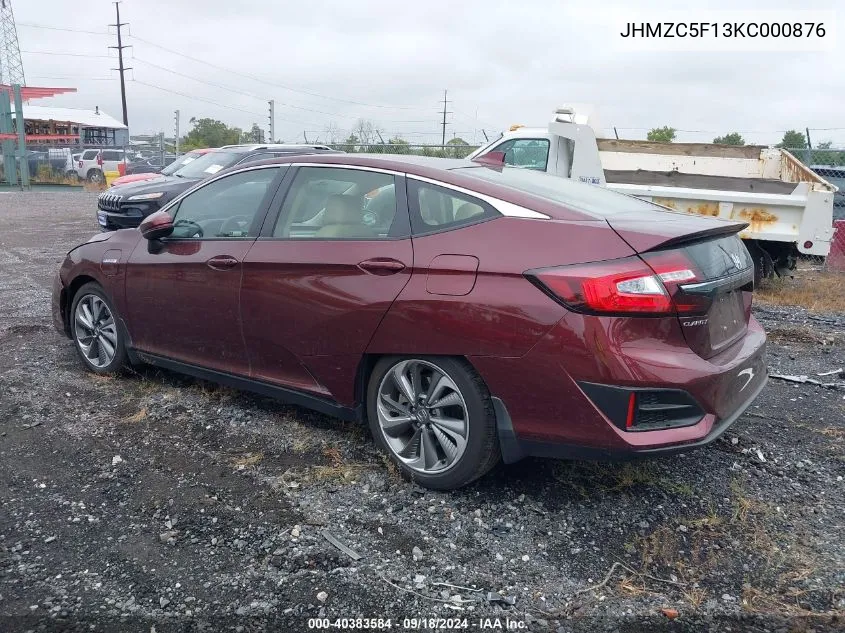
<box><xmin>493</xmin><ymin>374</ymin><xmax>766</xmax><ymax>462</ymax></box>
<box><xmin>471</xmin><ymin>312</ymin><xmax>768</xmax><ymax>461</ymax></box>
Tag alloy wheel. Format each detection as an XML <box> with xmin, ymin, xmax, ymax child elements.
<box><xmin>376</xmin><ymin>359</ymin><xmax>469</xmax><ymax>474</ymax></box>
<box><xmin>74</xmin><ymin>294</ymin><xmax>118</xmax><ymax>368</ymax></box>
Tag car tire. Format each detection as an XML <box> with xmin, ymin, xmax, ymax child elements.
<box><xmin>367</xmin><ymin>356</ymin><xmax>500</xmax><ymax>490</ymax></box>
<box><xmin>87</xmin><ymin>169</ymin><xmax>104</xmax><ymax>184</ymax></box>
<box><xmin>69</xmin><ymin>282</ymin><xmax>127</xmax><ymax>374</ymax></box>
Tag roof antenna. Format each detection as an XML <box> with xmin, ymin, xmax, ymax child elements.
<box><xmin>95</xmin><ymin>105</ymin><xmax>100</xmax><ymax>115</ymax></box>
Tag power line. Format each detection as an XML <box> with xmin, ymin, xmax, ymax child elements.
<box><xmin>18</xmin><ymin>22</ymin><xmax>109</xmax><ymax>36</ymax></box>
<box><xmin>132</xmin><ymin>56</ymin><xmax>434</xmax><ymax>123</ymax></box>
<box><xmin>130</xmin><ymin>80</ymin><xmax>266</xmax><ymax>117</ymax></box>
<box><xmin>127</xmin><ymin>32</ymin><xmax>433</xmax><ymax>111</ymax></box>
<box><xmin>133</xmin><ymin>57</ymin><xmax>267</xmax><ymax>100</ymax></box>
<box><xmin>29</xmin><ymin>75</ymin><xmax>115</xmax><ymax>81</ymax></box>
<box><xmin>21</xmin><ymin>49</ymin><xmax>113</xmax><ymax>58</ymax></box>
<box><xmin>130</xmin><ymin>79</ymin><xmax>326</xmax><ymax>127</ymax></box>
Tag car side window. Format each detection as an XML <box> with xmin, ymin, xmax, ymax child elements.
<box><xmin>102</xmin><ymin>150</ymin><xmax>121</xmax><ymax>162</ymax></box>
<box><xmin>407</xmin><ymin>179</ymin><xmax>499</xmax><ymax>235</ymax></box>
<box><xmin>273</xmin><ymin>167</ymin><xmax>400</xmax><ymax>240</ymax></box>
<box><xmin>82</xmin><ymin>150</ymin><xmax>98</xmax><ymax>160</ymax></box>
<box><xmin>170</xmin><ymin>167</ymin><xmax>281</xmax><ymax>239</ymax></box>
<box><xmin>493</xmin><ymin>138</ymin><xmax>550</xmax><ymax>171</ymax></box>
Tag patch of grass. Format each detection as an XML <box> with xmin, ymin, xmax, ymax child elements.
<box><xmin>231</xmin><ymin>452</ymin><xmax>263</xmax><ymax>469</ymax></box>
<box><xmin>609</xmin><ymin>463</ymin><xmax>659</xmax><ymax>489</ymax></box>
<box><xmin>624</xmin><ymin>476</ymin><xmax>835</xmax><ymax>614</ymax></box>
<box><xmin>765</xmin><ymin>325</ymin><xmax>840</xmax><ymax>346</ymax></box>
<box><xmin>681</xmin><ymin>586</ymin><xmax>708</xmax><ymax>610</ymax></box>
<box><xmin>658</xmin><ymin>479</ymin><xmax>696</xmax><ymax>497</ymax></box>
<box><xmin>121</xmin><ymin>407</ymin><xmax>148</xmax><ymax>424</ymax></box>
<box><xmin>818</xmin><ymin>426</ymin><xmax>845</xmax><ymax>440</ymax></box>
<box><xmin>756</xmin><ymin>272</ymin><xmax>845</xmax><ymax>313</ymax></box>
<box><xmin>322</xmin><ymin>445</ymin><xmax>343</xmax><ymax>466</ymax></box>
<box><xmin>730</xmin><ymin>478</ymin><xmax>769</xmax><ymax>524</ymax></box>
<box><xmin>309</xmin><ymin>463</ymin><xmax>369</xmax><ymax>483</ymax></box>
<box><xmin>378</xmin><ymin>452</ymin><xmax>402</xmax><ymax>482</ymax></box>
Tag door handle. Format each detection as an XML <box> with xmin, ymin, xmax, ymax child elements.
<box><xmin>206</xmin><ymin>255</ymin><xmax>240</xmax><ymax>270</ymax></box>
<box><xmin>358</xmin><ymin>258</ymin><xmax>406</xmax><ymax>275</ymax></box>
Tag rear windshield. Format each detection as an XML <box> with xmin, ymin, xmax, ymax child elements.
<box><xmin>679</xmin><ymin>234</ymin><xmax>752</xmax><ymax>278</ymax></box>
<box><xmin>456</xmin><ymin>165</ymin><xmax>667</xmax><ymax>217</ymax></box>
<box><xmin>173</xmin><ymin>150</ymin><xmax>245</xmax><ymax>178</ymax></box>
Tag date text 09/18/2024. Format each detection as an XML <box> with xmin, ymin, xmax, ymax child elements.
<box><xmin>307</xmin><ymin>617</ymin><xmax>527</xmax><ymax>630</ymax></box>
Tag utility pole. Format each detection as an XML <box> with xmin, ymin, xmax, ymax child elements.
<box><xmin>109</xmin><ymin>2</ymin><xmax>131</xmax><ymax>127</ymax></box>
<box><xmin>174</xmin><ymin>109</ymin><xmax>180</xmax><ymax>156</ymax></box>
<box><xmin>268</xmin><ymin>100</ymin><xmax>275</xmax><ymax>143</ymax></box>
<box><xmin>440</xmin><ymin>89</ymin><xmax>451</xmax><ymax>147</ymax></box>
<box><xmin>805</xmin><ymin>126</ymin><xmax>813</xmax><ymax>165</ymax></box>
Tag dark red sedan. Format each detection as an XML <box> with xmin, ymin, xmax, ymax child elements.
<box><xmin>52</xmin><ymin>154</ymin><xmax>767</xmax><ymax>490</ymax></box>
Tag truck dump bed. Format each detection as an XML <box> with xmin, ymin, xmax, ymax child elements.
<box><xmin>596</xmin><ymin>139</ymin><xmax>836</xmax><ymax>262</ymax></box>
<box><xmin>598</xmin><ymin>139</ymin><xmax>829</xmax><ymax>196</ymax></box>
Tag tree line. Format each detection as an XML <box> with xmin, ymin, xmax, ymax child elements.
<box><xmin>176</xmin><ymin>117</ymin><xmax>844</xmax><ymax>166</ymax></box>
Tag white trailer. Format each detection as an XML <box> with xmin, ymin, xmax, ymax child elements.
<box><xmin>467</xmin><ymin>108</ymin><xmax>837</xmax><ymax>278</ymax></box>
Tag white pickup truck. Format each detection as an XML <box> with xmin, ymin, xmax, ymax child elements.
<box><xmin>467</xmin><ymin>108</ymin><xmax>837</xmax><ymax>279</ymax></box>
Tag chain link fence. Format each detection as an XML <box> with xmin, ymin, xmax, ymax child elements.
<box><xmin>781</xmin><ymin>148</ymin><xmax>844</xmax><ymax>272</ymax></box>
<box><xmin>0</xmin><ymin>143</ymin><xmax>178</xmax><ymax>187</ymax></box>
<box><xmin>329</xmin><ymin>143</ymin><xmax>480</xmax><ymax>159</ymax></box>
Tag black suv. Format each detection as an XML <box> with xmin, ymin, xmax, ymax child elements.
<box><xmin>97</xmin><ymin>144</ymin><xmax>341</xmax><ymax>230</ymax></box>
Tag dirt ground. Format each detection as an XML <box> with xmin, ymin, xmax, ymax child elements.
<box><xmin>0</xmin><ymin>192</ymin><xmax>842</xmax><ymax>632</ymax></box>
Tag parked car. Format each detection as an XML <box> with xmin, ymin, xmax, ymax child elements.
<box><xmin>111</xmin><ymin>148</ymin><xmax>217</xmax><ymax>188</ymax></box>
<box><xmin>96</xmin><ymin>144</ymin><xmax>341</xmax><ymax>230</ymax></box>
<box><xmin>76</xmin><ymin>148</ymin><xmax>128</xmax><ymax>183</ymax></box>
<box><xmin>125</xmin><ymin>158</ymin><xmax>160</xmax><ymax>176</ymax></box>
<box><xmin>54</xmin><ymin>154</ymin><xmax>767</xmax><ymax>490</ymax></box>
<box><xmin>25</xmin><ymin>147</ymin><xmax>76</xmax><ymax>179</ymax></box>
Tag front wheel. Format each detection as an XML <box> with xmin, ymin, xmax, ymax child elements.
<box><xmin>70</xmin><ymin>282</ymin><xmax>127</xmax><ymax>374</ymax></box>
<box><xmin>367</xmin><ymin>356</ymin><xmax>500</xmax><ymax>490</ymax></box>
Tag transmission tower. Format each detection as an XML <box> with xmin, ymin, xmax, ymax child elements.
<box><xmin>0</xmin><ymin>0</ymin><xmax>25</xmax><ymax>86</ymax></box>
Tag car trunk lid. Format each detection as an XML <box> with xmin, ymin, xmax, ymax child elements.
<box><xmin>642</xmin><ymin>231</ymin><xmax>754</xmax><ymax>359</ymax></box>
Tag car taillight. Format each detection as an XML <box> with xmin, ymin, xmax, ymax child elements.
<box><xmin>527</xmin><ymin>252</ymin><xmax>708</xmax><ymax>316</ymax></box>
<box><xmin>641</xmin><ymin>250</ymin><xmax>711</xmax><ymax>315</ymax></box>
<box><xmin>78</xmin><ymin>160</ymin><xmax>83</xmax><ymax>168</ymax></box>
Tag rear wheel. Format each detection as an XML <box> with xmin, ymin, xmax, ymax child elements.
<box><xmin>367</xmin><ymin>356</ymin><xmax>500</xmax><ymax>490</ymax></box>
<box><xmin>70</xmin><ymin>282</ymin><xmax>127</xmax><ymax>374</ymax></box>
<box><xmin>87</xmin><ymin>169</ymin><xmax>104</xmax><ymax>184</ymax></box>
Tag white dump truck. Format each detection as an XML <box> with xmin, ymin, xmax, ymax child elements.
<box><xmin>467</xmin><ymin>108</ymin><xmax>837</xmax><ymax>279</ymax></box>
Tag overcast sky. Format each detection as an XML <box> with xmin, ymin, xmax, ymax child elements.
<box><xmin>13</xmin><ymin>0</ymin><xmax>844</xmax><ymax>146</ymax></box>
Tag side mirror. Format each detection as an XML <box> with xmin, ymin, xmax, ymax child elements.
<box><xmin>139</xmin><ymin>210</ymin><xmax>174</xmax><ymax>240</ymax></box>
<box><xmin>471</xmin><ymin>150</ymin><xmax>506</xmax><ymax>167</ymax></box>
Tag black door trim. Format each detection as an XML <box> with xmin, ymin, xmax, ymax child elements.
<box><xmin>127</xmin><ymin>349</ymin><xmax>361</xmax><ymax>422</ymax></box>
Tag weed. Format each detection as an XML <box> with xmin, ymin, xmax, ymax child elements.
<box><xmin>757</xmin><ymin>272</ymin><xmax>845</xmax><ymax>313</ymax></box>
<box><xmin>122</xmin><ymin>407</ymin><xmax>148</xmax><ymax>424</ymax></box>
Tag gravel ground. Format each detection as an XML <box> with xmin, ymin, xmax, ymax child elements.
<box><xmin>0</xmin><ymin>192</ymin><xmax>843</xmax><ymax>632</ymax></box>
